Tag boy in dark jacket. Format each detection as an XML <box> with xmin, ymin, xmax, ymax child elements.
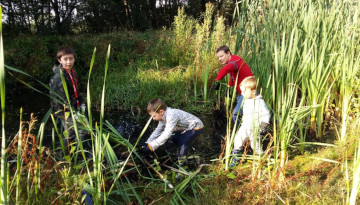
<box><xmin>49</xmin><ymin>47</ymin><xmax>86</xmax><ymax>148</ymax></box>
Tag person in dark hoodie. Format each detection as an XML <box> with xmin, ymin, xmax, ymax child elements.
<box><xmin>49</xmin><ymin>47</ymin><xmax>87</xmax><ymax>149</ymax></box>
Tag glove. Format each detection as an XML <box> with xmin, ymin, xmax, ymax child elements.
<box><xmin>260</xmin><ymin>122</ymin><xmax>269</xmax><ymax>135</ymax></box>
<box><xmin>214</xmin><ymin>81</ymin><xmax>220</xmax><ymax>90</ymax></box>
<box><xmin>137</xmin><ymin>143</ymin><xmax>152</xmax><ymax>157</ymax></box>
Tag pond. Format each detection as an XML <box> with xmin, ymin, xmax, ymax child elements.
<box><xmin>4</xmin><ymin>84</ymin><xmax>226</xmax><ymax>163</ymax></box>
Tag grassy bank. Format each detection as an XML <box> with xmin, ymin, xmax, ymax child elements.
<box><xmin>4</xmin><ymin>31</ymin><xmax>192</xmax><ymax>111</ymax></box>
<box><xmin>4</xmin><ymin>17</ymin><xmax>223</xmax><ymax>114</ymax></box>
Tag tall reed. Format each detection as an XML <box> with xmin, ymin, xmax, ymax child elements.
<box><xmin>222</xmin><ymin>75</ymin><xmax>240</xmax><ymax>171</ymax></box>
<box><xmin>15</xmin><ymin>108</ymin><xmax>22</xmax><ymax>204</ymax></box>
<box><xmin>0</xmin><ymin>5</ymin><xmax>7</xmax><ymax>204</ymax></box>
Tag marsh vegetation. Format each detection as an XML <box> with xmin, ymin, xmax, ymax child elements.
<box><xmin>1</xmin><ymin>0</ymin><xmax>360</xmax><ymax>204</ymax></box>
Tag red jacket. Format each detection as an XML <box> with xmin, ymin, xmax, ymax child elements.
<box><xmin>215</xmin><ymin>55</ymin><xmax>253</xmax><ymax>95</ymax></box>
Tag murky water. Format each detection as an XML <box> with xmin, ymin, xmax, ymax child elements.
<box><xmin>4</xmin><ymin>86</ymin><xmax>50</xmax><ymax>135</ymax></box>
<box><xmin>4</xmin><ymin>85</ymin><xmax>225</xmax><ymax>161</ymax></box>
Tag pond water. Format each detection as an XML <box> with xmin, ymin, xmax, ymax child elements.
<box><xmin>4</xmin><ymin>85</ymin><xmax>226</xmax><ymax>162</ymax></box>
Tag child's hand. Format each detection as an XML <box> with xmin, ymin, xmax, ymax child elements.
<box><xmin>260</xmin><ymin>122</ymin><xmax>269</xmax><ymax>135</ymax></box>
<box><xmin>137</xmin><ymin>143</ymin><xmax>152</xmax><ymax>156</ymax></box>
<box><xmin>214</xmin><ymin>81</ymin><xmax>220</xmax><ymax>90</ymax></box>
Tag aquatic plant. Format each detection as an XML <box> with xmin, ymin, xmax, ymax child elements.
<box><xmin>0</xmin><ymin>6</ymin><xmax>7</xmax><ymax>203</ymax></box>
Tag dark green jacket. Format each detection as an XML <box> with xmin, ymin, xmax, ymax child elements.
<box><xmin>49</xmin><ymin>63</ymin><xmax>83</xmax><ymax>117</ymax></box>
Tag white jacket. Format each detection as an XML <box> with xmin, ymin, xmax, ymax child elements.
<box><xmin>241</xmin><ymin>95</ymin><xmax>270</xmax><ymax>129</ymax></box>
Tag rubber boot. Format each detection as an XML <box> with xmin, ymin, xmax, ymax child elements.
<box><xmin>230</xmin><ymin>148</ymin><xmax>243</xmax><ymax>168</ymax></box>
<box><xmin>176</xmin><ymin>156</ymin><xmax>188</xmax><ymax>182</ymax></box>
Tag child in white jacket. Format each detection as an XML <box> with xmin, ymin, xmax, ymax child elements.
<box><xmin>231</xmin><ymin>76</ymin><xmax>271</xmax><ymax>166</ymax></box>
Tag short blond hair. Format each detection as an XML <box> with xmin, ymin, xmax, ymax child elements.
<box><xmin>147</xmin><ymin>98</ymin><xmax>167</xmax><ymax>113</ymax></box>
<box><xmin>241</xmin><ymin>76</ymin><xmax>257</xmax><ymax>91</ymax></box>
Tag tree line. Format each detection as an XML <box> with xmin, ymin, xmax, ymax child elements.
<box><xmin>1</xmin><ymin>0</ymin><xmax>237</xmax><ymax>36</ymax></box>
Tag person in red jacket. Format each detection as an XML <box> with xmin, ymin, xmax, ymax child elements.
<box><xmin>214</xmin><ymin>45</ymin><xmax>254</xmax><ymax>123</ymax></box>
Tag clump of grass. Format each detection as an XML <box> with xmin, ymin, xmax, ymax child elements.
<box><xmin>173</xmin><ymin>7</ymin><xmax>196</xmax><ymax>65</ymax></box>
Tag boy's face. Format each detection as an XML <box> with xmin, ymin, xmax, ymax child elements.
<box><xmin>149</xmin><ymin>110</ymin><xmax>165</xmax><ymax>121</ymax></box>
<box><xmin>58</xmin><ymin>54</ymin><xmax>75</xmax><ymax>70</ymax></box>
<box><xmin>216</xmin><ymin>50</ymin><xmax>231</xmax><ymax>65</ymax></box>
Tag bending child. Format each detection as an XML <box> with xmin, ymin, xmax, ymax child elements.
<box><xmin>140</xmin><ymin>98</ymin><xmax>204</xmax><ymax>168</ymax></box>
<box><xmin>231</xmin><ymin>76</ymin><xmax>271</xmax><ymax>166</ymax></box>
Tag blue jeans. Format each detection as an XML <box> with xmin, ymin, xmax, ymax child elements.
<box><xmin>171</xmin><ymin>128</ymin><xmax>204</xmax><ymax>159</ymax></box>
<box><xmin>232</xmin><ymin>95</ymin><xmax>244</xmax><ymax>123</ymax></box>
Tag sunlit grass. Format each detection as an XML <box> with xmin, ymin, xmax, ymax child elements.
<box><xmin>349</xmin><ymin>119</ymin><xmax>360</xmax><ymax>204</ymax></box>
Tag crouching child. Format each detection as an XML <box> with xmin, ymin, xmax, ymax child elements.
<box><xmin>140</xmin><ymin>98</ymin><xmax>204</xmax><ymax>170</ymax></box>
<box><xmin>231</xmin><ymin>76</ymin><xmax>271</xmax><ymax>167</ymax></box>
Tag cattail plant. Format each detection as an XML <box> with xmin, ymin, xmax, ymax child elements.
<box><xmin>222</xmin><ymin>75</ymin><xmax>240</xmax><ymax>171</ymax></box>
<box><xmin>0</xmin><ymin>6</ymin><xmax>7</xmax><ymax>204</ymax></box>
<box><xmin>231</xmin><ymin>0</ymin><xmax>360</xmax><ymax>182</ymax></box>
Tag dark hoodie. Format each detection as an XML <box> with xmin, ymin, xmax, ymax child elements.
<box><xmin>49</xmin><ymin>63</ymin><xmax>83</xmax><ymax>117</ymax></box>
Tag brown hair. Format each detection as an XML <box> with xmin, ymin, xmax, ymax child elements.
<box><xmin>241</xmin><ymin>76</ymin><xmax>257</xmax><ymax>91</ymax></box>
<box><xmin>216</xmin><ymin>45</ymin><xmax>231</xmax><ymax>54</ymax></box>
<box><xmin>147</xmin><ymin>98</ymin><xmax>167</xmax><ymax>113</ymax></box>
<box><xmin>57</xmin><ymin>47</ymin><xmax>75</xmax><ymax>59</ymax></box>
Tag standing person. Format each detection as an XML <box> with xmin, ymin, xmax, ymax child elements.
<box><xmin>230</xmin><ymin>76</ymin><xmax>270</xmax><ymax>167</ymax></box>
<box><xmin>49</xmin><ymin>47</ymin><xmax>86</xmax><ymax>150</ymax></box>
<box><xmin>139</xmin><ymin>98</ymin><xmax>204</xmax><ymax>174</ymax></box>
<box><xmin>214</xmin><ymin>45</ymin><xmax>254</xmax><ymax>123</ymax></box>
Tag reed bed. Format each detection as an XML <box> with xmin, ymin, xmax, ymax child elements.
<box><xmin>219</xmin><ymin>0</ymin><xmax>360</xmax><ymax>196</ymax></box>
